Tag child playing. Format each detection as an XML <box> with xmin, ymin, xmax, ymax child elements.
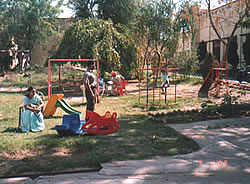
<box><xmin>161</xmin><ymin>69</ymin><xmax>169</xmax><ymax>93</ymax></box>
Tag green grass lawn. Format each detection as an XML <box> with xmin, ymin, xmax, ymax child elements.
<box><xmin>0</xmin><ymin>91</ymin><xmax>200</xmax><ymax>177</ymax></box>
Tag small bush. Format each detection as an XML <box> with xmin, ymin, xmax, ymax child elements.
<box><xmin>200</xmin><ymin>53</ymin><xmax>216</xmax><ymax>80</ymax></box>
<box><xmin>175</xmin><ymin>49</ymin><xmax>199</xmax><ymax>78</ymax></box>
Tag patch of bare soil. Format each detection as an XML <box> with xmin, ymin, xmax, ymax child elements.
<box><xmin>149</xmin><ymin>103</ymin><xmax>250</xmax><ymax>124</ymax></box>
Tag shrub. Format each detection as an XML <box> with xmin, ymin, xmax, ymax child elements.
<box><xmin>52</xmin><ymin>18</ymin><xmax>138</xmax><ymax>79</ymax></box>
<box><xmin>174</xmin><ymin>49</ymin><xmax>199</xmax><ymax>78</ymax></box>
<box><xmin>200</xmin><ymin>53</ymin><xmax>216</xmax><ymax>80</ymax></box>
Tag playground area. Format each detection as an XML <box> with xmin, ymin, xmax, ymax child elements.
<box><xmin>0</xmin><ymin>67</ymin><xmax>249</xmax><ymax>177</ymax></box>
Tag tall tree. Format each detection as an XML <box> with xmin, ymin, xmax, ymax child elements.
<box><xmin>53</xmin><ymin>18</ymin><xmax>137</xmax><ymax>78</ymax></box>
<box><xmin>67</xmin><ymin>0</ymin><xmax>98</xmax><ymax>18</ymax></box>
<box><xmin>0</xmin><ymin>0</ymin><xmax>63</xmax><ymax>50</ymax></box>
<box><xmin>177</xmin><ymin>0</ymin><xmax>200</xmax><ymax>50</ymax></box>
<box><xmin>68</xmin><ymin>0</ymin><xmax>137</xmax><ymax>25</ymax></box>
<box><xmin>98</xmin><ymin>0</ymin><xmax>136</xmax><ymax>25</ymax></box>
<box><xmin>133</xmin><ymin>0</ymin><xmax>180</xmax><ymax>65</ymax></box>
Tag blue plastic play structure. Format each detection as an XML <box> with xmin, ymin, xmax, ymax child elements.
<box><xmin>55</xmin><ymin>113</ymin><xmax>86</xmax><ymax>136</ymax></box>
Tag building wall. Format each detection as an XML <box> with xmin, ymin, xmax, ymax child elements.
<box><xmin>31</xmin><ymin>18</ymin><xmax>74</xmax><ymax>66</ymax></box>
<box><xmin>198</xmin><ymin>0</ymin><xmax>250</xmax><ymax>65</ymax></box>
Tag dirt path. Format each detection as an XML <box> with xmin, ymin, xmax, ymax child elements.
<box><xmin>1</xmin><ymin>75</ymin><xmax>249</xmax><ymax>104</ymax></box>
<box><xmin>126</xmin><ymin>80</ymin><xmax>249</xmax><ymax>104</ymax></box>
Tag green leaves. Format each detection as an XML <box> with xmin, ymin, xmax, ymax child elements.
<box><xmin>68</xmin><ymin>0</ymin><xmax>137</xmax><ymax>25</ymax></box>
<box><xmin>53</xmin><ymin>18</ymin><xmax>137</xmax><ymax>77</ymax></box>
<box><xmin>0</xmin><ymin>0</ymin><xmax>62</xmax><ymax>50</ymax></box>
<box><xmin>175</xmin><ymin>48</ymin><xmax>199</xmax><ymax>77</ymax></box>
<box><xmin>133</xmin><ymin>0</ymin><xmax>180</xmax><ymax>59</ymax></box>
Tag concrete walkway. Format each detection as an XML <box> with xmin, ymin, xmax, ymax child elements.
<box><xmin>1</xmin><ymin>117</ymin><xmax>249</xmax><ymax>184</ymax></box>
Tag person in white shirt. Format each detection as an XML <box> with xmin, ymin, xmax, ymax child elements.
<box><xmin>111</xmin><ymin>72</ymin><xmax>125</xmax><ymax>95</ymax></box>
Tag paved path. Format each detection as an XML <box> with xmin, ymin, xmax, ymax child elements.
<box><xmin>1</xmin><ymin>117</ymin><xmax>249</xmax><ymax>184</ymax></box>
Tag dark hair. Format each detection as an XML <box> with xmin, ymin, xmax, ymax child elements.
<box><xmin>87</xmin><ymin>60</ymin><xmax>94</xmax><ymax>67</ymax></box>
<box><xmin>25</xmin><ymin>86</ymin><xmax>35</xmax><ymax>97</ymax></box>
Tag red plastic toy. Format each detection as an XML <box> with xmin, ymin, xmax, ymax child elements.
<box><xmin>114</xmin><ymin>80</ymin><xmax>128</xmax><ymax>96</ymax></box>
<box><xmin>81</xmin><ymin>110</ymin><xmax>120</xmax><ymax>134</ymax></box>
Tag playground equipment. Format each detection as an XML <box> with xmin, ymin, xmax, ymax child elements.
<box><xmin>43</xmin><ymin>94</ymin><xmax>82</xmax><ymax>117</ymax></box>
<box><xmin>114</xmin><ymin>80</ymin><xmax>128</xmax><ymax>96</ymax></box>
<box><xmin>137</xmin><ymin>51</ymin><xmax>178</xmax><ymax>107</ymax></box>
<box><xmin>82</xmin><ymin>110</ymin><xmax>120</xmax><ymax>135</ymax></box>
<box><xmin>55</xmin><ymin>111</ymin><xmax>120</xmax><ymax>136</ymax></box>
<box><xmin>55</xmin><ymin>113</ymin><xmax>85</xmax><ymax>136</ymax></box>
<box><xmin>47</xmin><ymin>59</ymin><xmax>100</xmax><ymax>102</ymax></box>
<box><xmin>198</xmin><ymin>61</ymin><xmax>228</xmax><ymax>97</ymax></box>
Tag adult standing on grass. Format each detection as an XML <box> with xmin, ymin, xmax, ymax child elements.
<box><xmin>83</xmin><ymin>61</ymin><xmax>97</xmax><ymax>112</ymax></box>
<box><xmin>21</xmin><ymin>87</ymin><xmax>45</xmax><ymax>132</ymax></box>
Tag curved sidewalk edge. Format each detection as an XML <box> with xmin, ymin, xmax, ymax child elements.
<box><xmin>100</xmin><ymin>117</ymin><xmax>250</xmax><ymax>176</ymax></box>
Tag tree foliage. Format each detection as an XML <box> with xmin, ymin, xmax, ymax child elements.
<box><xmin>68</xmin><ymin>0</ymin><xmax>137</xmax><ymax>25</ymax></box>
<box><xmin>133</xmin><ymin>0</ymin><xmax>180</xmax><ymax>64</ymax></box>
<box><xmin>0</xmin><ymin>0</ymin><xmax>62</xmax><ymax>50</ymax></box>
<box><xmin>53</xmin><ymin>18</ymin><xmax>137</xmax><ymax>78</ymax></box>
<box><xmin>177</xmin><ymin>0</ymin><xmax>200</xmax><ymax>49</ymax></box>
<box><xmin>175</xmin><ymin>49</ymin><xmax>200</xmax><ymax>77</ymax></box>
<box><xmin>200</xmin><ymin>53</ymin><xmax>216</xmax><ymax>80</ymax></box>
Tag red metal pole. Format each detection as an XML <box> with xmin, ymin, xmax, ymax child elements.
<box><xmin>48</xmin><ymin>59</ymin><xmax>51</xmax><ymax>99</ymax></box>
<box><xmin>226</xmin><ymin>61</ymin><xmax>228</xmax><ymax>93</ymax></box>
<box><xmin>47</xmin><ymin>59</ymin><xmax>99</xmax><ymax>100</ymax></box>
<box><xmin>59</xmin><ymin>65</ymin><xmax>61</xmax><ymax>86</ymax></box>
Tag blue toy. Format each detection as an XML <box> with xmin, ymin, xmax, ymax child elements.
<box><xmin>55</xmin><ymin>113</ymin><xmax>86</xmax><ymax>136</ymax></box>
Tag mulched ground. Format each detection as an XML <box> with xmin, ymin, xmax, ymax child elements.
<box><xmin>149</xmin><ymin>103</ymin><xmax>250</xmax><ymax>124</ymax></box>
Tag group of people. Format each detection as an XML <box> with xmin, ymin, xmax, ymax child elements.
<box><xmin>21</xmin><ymin>61</ymin><xmax>170</xmax><ymax>132</ymax></box>
<box><xmin>99</xmin><ymin>72</ymin><xmax>125</xmax><ymax>96</ymax></box>
<box><xmin>83</xmin><ymin>61</ymin><xmax>125</xmax><ymax>112</ymax></box>
<box><xmin>21</xmin><ymin>61</ymin><xmax>125</xmax><ymax>132</ymax></box>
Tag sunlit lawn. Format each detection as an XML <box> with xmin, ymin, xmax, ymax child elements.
<box><xmin>0</xmin><ymin>90</ymin><xmax>200</xmax><ymax>177</ymax></box>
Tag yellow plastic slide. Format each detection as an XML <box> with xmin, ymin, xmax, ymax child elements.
<box><xmin>44</xmin><ymin>94</ymin><xmax>64</xmax><ymax>117</ymax></box>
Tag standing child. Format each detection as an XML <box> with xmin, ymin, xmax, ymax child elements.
<box><xmin>161</xmin><ymin>69</ymin><xmax>169</xmax><ymax>93</ymax></box>
<box><xmin>111</xmin><ymin>72</ymin><xmax>125</xmax><ymax>96</ymax></box>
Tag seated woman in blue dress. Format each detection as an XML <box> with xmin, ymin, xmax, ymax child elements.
<box><xmin>21</xmin><ymin>87</ymin><xmax>45</xmax><ymax>132</ymax></box>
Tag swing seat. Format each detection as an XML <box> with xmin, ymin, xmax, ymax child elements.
<box><xmin>55</xmin><ymin>113</ymin><xmax>86</xmax><ymax>136</ymax></box>
<box><xmin>81</xmin><ymin>111</ymin><xmax>120</xmax><ymax>135</ymax></box>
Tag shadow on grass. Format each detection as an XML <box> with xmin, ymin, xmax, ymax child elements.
<box><xmin>44</xmin><ymin>116</ymin><xmax>64</xmax><ymax>119</ymax></box>
<box><xmin>175</xmin><ymin>77</ymin><xmax>203</xmax><ymax>86</ymax></box>
<box><xmin>0</xmin><ymin>91</ymin><xmax>25</xmax><ymax>95</ymax></box>
<box><xmin>70</xmin><ymin>102</ymin><xmax>86</xmax><ymax>107</ymax></box>
<box><xmin>1</xmin><ymin>127</ymin><xmax>22</xmax><ymax>133</ymax></box>
<box><xmin>0</xmin><ymin>113</ymin><xmax>200</xmax><ymax>177</ymax></box>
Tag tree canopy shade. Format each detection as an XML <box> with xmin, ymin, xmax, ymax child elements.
<box><xmin>68</xmin><ymin>0</ymin><xmax>137</xmax><ymax>25</ymax></box>
<box><xmin>0</xmin><ymin>0</ymin><xmax>63</xmax><ymax>51</ymax></box>
<box><xmin>53</xmin><ymin>18</ymin><xmax>138</xmax><ymax>78</ymax></box>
